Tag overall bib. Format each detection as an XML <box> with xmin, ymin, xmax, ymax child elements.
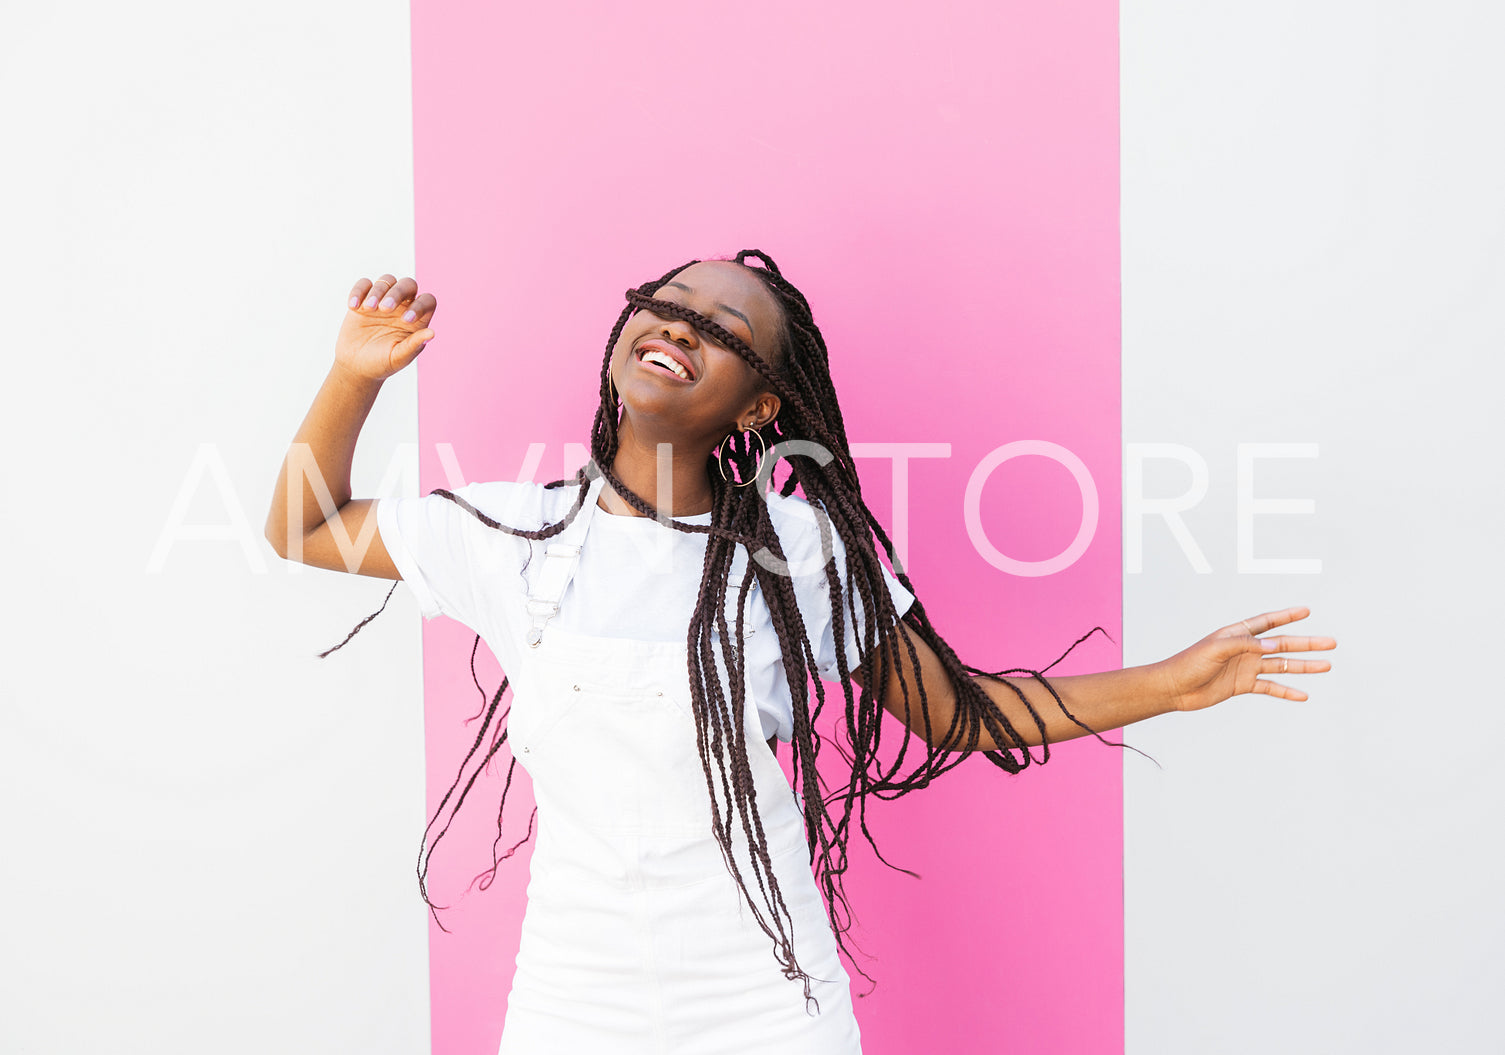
<box><xmin>496</xmin><ymin>476</ymin><xmax>864</xmax><ymax>1055</ymax></box>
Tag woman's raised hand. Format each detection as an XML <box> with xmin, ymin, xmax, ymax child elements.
<box><xmin>334</xmin><ymin>274</ymin><xmax>437</xmax><ymax>381</ymax></box>
<box><xmin>1159</xmin><ymin>606</ymin><xmax>1337</xmax><ymax>712</ymax></box>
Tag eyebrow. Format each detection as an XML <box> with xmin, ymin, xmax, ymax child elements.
<box><xmin>663</xmin><ymin>281</ymin><xmax>755</xmax><ymax>342</ymax></box>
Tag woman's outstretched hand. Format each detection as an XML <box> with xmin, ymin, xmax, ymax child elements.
<box><xmin>334</xmin><ymin>274</ymin><xmax>438</xmax><ymax>381</ymax></box>
<box><xmin>1159</xmin><ymin>606</ymin><xmax>1337</xmax><ymax>712</ymax></box>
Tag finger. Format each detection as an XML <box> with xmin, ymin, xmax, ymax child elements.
<box><xmin>1237</xmin><ymin>606</ymin><xmax>1311</xmax><ymax>636</ymax></box>
<box><xmin>400</xmin><ymin>292</ymin><xmax>438</xmax><ymax>325</ymax></box>
<box><xmin>1260</xmin><ymin>657</ymin><xmax>1331</xmax><ymax>676</ymax></box>
<box><xmin>1258</xmin><ymin>634</ymin><xmax>1337</xmax><ymax>654</ymax></box>
<box><xmin>1253</xmin><ymin>679</ymin><xmax>1309</xmax><ymax>702</ymax></box>
<box><xmin>347</xmin><ymin>277</ymin><xmax>373</xmax><ymax>309</ymax></box>
<box><xmin>378</xmin><ymin>276</ymin><xmax>419</xmax><ymax>313</ymax></box>
<box><xmin>360</xmin><ymin>273</ymin><xmax>398</xmax><ymax>311</ymax></box>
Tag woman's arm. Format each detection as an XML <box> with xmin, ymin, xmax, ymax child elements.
<box><xmin>853</xmin><ymin>607</ymin><xmax>1336</xmax><ymax>753</ymax></box>
<box><xmin>264</xmin><ymin>274</ymin><xmax>436</xmax><ymax>577</ymax></box>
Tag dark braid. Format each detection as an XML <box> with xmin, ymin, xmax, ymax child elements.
<box><xmin>325</xmin><ymin>250</ymin><xmax>1123</xmax><ymax>1007</ymax></box>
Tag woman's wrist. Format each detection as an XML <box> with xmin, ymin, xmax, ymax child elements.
<box><xmin>1144</xmin><ymin>658</ymin><xmax>1189</xmax><ymax>714</ymax></box>
<box><xmin>329</xmin><ymin>356</ymin><xmax>388</xmax><ymax>390</ymax></box>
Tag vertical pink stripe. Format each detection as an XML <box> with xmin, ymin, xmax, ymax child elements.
<box><xmin>412</xmin><ymin>2</ymin><xmax>1120</xmax><ymax>1052</ymax></box>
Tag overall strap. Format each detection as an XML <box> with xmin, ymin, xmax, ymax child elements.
<box><xmin>525</xmin><ymin>474</ymin><xmax>606</xmax><ymax>648</ymax></box>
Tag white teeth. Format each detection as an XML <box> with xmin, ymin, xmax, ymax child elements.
<box><xmin>641</xmin><ymin>349</ymin><xmax>690</xmax><ymax>380</ymax></box>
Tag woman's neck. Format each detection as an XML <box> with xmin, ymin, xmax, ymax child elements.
<box><xmin>604</xmin><ymin>418</ymin><xmax>718</xmax><ymax>517</ymax></box>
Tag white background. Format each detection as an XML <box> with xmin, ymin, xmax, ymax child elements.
<box><xmin>1</xmin><ymin>2</ymin><xmax>1499</xmax><ymax>1053</ymax></box>
<box><xmin>1122</xmin><ymin>2</ymin><xmax>1503</xmax><ymax>1052</ymax></box>
<box><xmin>0</xmin><ymin>4</ymin><xmax>430</xmax><ymax>1054</ymax></box>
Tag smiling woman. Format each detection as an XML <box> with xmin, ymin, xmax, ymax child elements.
<box><xmin>264</xmin><ymin>249</ymin><xmax>1335</xmax><ymax>1054</ymax></box>
<box><xmin>604</xmin><ymin>262</ymin><xmax>788</xmax><ymax>503</ymax></box>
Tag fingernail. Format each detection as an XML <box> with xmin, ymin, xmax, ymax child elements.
<box><xmin>363</xmin><ymin>295</ymin><xmax>377</xmax><ymax>309</ymax></box>
<box><xmin>349</xmin><ymin>296</ymin><xmax>360</xmax><ymax>309</ymax></box>
<box><xmin>402</xmin><ymin>309</ymin><xmax>416</xmax><ymax>322</ymax></box>
<box><xmin>379</xmin><ymin>297</ymin><xmax>395</xmax><ymax>311</ymax></box>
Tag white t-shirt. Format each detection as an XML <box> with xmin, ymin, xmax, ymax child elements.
<box><xmin>376</xmin><ymin>480</ymin><xmax>915</xmax><ymax>743</ymax></box>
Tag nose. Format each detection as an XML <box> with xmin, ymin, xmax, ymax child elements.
<box><xmin>659</xmin><ymin>317</ymin><xmax>698</xmax><ymax>347</ymax></box>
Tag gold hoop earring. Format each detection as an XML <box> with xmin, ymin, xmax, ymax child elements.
<box><xmin>716</xmin><ymin>426</ymin><xmax>766</xmax><ymax>487</ymax></box>
<box><xmin>607</xmin><ymin>372</ymin><xmax>619</xmax><ymax>405</ymax></box>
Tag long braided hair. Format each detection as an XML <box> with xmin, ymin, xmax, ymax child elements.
<box><xmin>332</xmin><ymin>249</ymin><xmax>1120</xmax><ymax>1008</ymax></box>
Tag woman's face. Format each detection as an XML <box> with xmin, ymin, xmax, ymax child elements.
<box><xmin>609</xmin><ymin>261</ymin><xmax>785</xmax><ymax>446</ymax></box>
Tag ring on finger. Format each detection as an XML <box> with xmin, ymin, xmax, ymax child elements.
<box><xmin>1241</xmin><ymin>619</ymin><xmax>1255</xmax><ymax>635</ymax></box>
<box><xmin>1282</xmin><ymin>658</ymin><xmax>1289</xmax><ymax>674</ymax></box>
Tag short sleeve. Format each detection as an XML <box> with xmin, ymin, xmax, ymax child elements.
<box><xmin>376</xmin><ymin>482</ymin><xmax>534</xmax><ymax>629</ymax></box>
<box><xmin>770</xmin><ymin>496</ymin><xmax>916</xmax><ymax>682</ymax></box>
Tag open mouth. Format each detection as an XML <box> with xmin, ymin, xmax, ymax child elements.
<box><xmin>635</xmin><ymin>340</ymin><xmax>696</xmax><ymax>382</ymax></box>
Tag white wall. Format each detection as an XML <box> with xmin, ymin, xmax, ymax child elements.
<box><xmin>0</xmin><ymin>5</ymin><xmax>430</xmax><ymax>1054</ymax></box>
<box><xmin>1123</xmin><ymin>2</ymin><xmax>1503</xmax><ymax>1052</ymax></box>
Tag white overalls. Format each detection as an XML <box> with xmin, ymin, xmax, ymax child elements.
<box><xmin>496</xmin><ymin>475</ymin><xmax>864</xmax><ymax>1055</ymax></box>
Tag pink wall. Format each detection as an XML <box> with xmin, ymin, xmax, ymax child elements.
<box><xmin>410</xmin><ymin>2</ymin><xmax>1121</xmax><ymax>1051</ymax></box>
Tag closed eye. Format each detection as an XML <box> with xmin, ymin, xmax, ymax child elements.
<box><xmin>646</xmin><ymin>301</ymin><xmax>752</xmax><ymax>352</ymax></box>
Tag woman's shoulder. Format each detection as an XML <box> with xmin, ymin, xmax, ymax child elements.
<box><xmin>762</xmin><ymin>491</ymin><xmax>846</xmax><ymax>561</ymax></box>
<box><xmin>439</xmin><ymin>477</ymin><xmax>584</xmax><ymax>528</ymax></box>
<box><xmin>763</xmin><ymin>490</ymin><xmax>839</xmax><ymax>527</ymax></box>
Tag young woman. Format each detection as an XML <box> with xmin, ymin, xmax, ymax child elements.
<box><xmin>264</xmin><ymin>250</ymin><xmax>1335</xmax><ymax>1054</ymax></box>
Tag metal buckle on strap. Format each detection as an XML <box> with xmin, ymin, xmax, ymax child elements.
<box><xmin>525</xmin><ymin>599</ymin><xmax>559</xmax><ymax>649</ymax></box>
<box><xmin>522</xmin><ymin>490</ymin><xmax>594</xmax><ymax>649</ymax></box>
